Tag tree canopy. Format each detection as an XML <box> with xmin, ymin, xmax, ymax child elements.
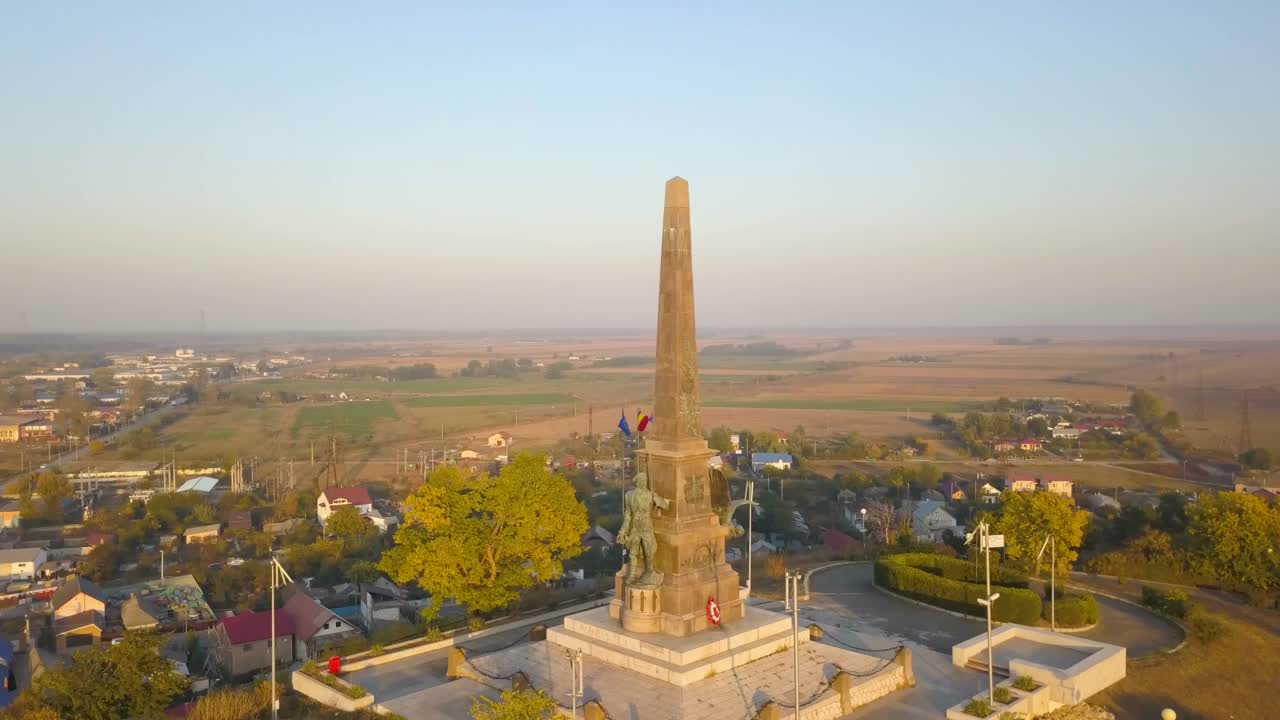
<box><xmin>380</xmin><ymin>454</ymin><xmax>588</xmax><ymax>619</ymax></box>
<box><xmin>995</xmin><ymin>490</ymin><xmax>1091</xmax><ymax>577</ymax></box>
<box><xmin>27</xmin><ymin>631</ymin><xmax>189</xmax><ymax>720</ymax></box>
<box><xmin>1129</xmin><ymin>389</ymin><xmax>1165</xmax><ymax>425</ymax></box>
<box><xmin>1186</xmin><ymin>492</ymin><xmax>1280</xmax><ymax>591</ymax></box>
<box><xmin>471</xmin><ymin>688</ymin><xmax>558</xmax><ymax>720</ymax></box>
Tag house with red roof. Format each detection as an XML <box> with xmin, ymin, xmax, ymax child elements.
<box><xmin>1041</xmin><ymin>474</ymin><xmax>1075</xmax><ymax>498</ymax></box>
<box><xmin>1017</xmin><ymin>437</ymin><xmax>1044</xmax><ymax>452</ymax></box>
<box><xmin>211</xmin><ymin>608</ymin><xmax>295</xmax><ymax>678</ymax></box>
<box><xmin>1007</xmin><ymin>472</ymin><xmax>1038</xmax><ymax>493</ymax></box>
<box><xmin>316</xmin><ymin>486</ymin><xmax>373</xmax><ymax>524</ymax></box>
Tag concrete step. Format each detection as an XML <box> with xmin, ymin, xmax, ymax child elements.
<box><xmin>965</xmin><ymin>660</ymin><xmax>1011</xmax><ymax>678</ymax></box>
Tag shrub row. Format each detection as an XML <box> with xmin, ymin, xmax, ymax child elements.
<box><xmin>1043</xmin><ymin>592</ymin><xmax>1099</xmax><ymax>627</ymax></box>
<box><xmin>1140</xmin><ymin>586</ymin><xmax>1227</xmax><ymax>644</ymax></box>
<box><xmin>895</xmin><ymin>551</ymin><xmax>1030</xmax><ymax>588</ymax></box>
<box><xmin>876</xmin><ymin>553</ymin><xmax>1042</xmax><ymax>625</ymax></box>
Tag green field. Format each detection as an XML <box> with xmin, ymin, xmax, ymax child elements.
<box><xmin>237</xmin><ymin>376</ymin><xmax>515</xmax><ymax>396</ymax></box>
<box><xmin>704</xmin><ymin>398</ymin><xmax>974</xmax><ymax>413</ymax></box>
<box><xmin>293</xmin><ymin>401</ymin><xmax>399</xmax><ymax>437</ymax></box>
<box><xmin>404</xmin><ymin>393</ymin><xmax>576</xmax><ymax>407</ymax></box>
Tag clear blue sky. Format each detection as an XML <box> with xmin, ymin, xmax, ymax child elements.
<box><xmin>2</xmin><ymin>2</ymin><xmax>1277</xmax><ymax>331</ymax></box>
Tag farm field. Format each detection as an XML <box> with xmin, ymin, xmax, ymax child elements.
<box><xmin>403</xmin><ymin>393</ymin><xmax>575</xmax><ymax>407</ymax></box>
<box><xmin>807</xmin><ymin>459</ymin><xmax>1213</xmax><ymax>494</ymax></box>
<box><xmin>293</xmin><ymin>401</ymin><xmax>399</xmax><ymax>438</ymax></box>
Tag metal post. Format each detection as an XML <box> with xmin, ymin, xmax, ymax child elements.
<box><xmin>746</xmin><ymin>480</ymin><xmax>754</xmax><ymax>595</ymax></box>
<box><xmin>271</xmin><ymin>565</ymin><xmax>277</xmax><ymax>720</ymax></box>
<box><xmin>978</xmin><ymin>592</ymin><xmax>1000</xmax><ymax>703</ymax></box>
<box><xmin>1051</xmin><ymin>537</ymin><xmax>1056</xmax><ymax>631</ymax></box>
<box><xmin>160</xmin><ymin>550</ymin><xmax>164</xmax><ymax>581</ymax></box>
<box><xmin>791</xmin><ymin>572</ymin><xmax>801</xmax><ymax>720</ymax></box>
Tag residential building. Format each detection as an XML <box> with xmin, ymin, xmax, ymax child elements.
<box><xmin>316</xmin><ymin>486</ymin><xmax>373</xmax><ymax>524</ymax></box>
<box><xmin>1008</xmin><ymin>473</ymin><xmax>1038</xmax><ymax>493</ymax></box>
<box><xmin>360</xmin><ymin>578</ymin><xmax>407</xmax><ymax>629</ymax></box>
<box><xmin>751</xmin><ymin>453</ymin><xmax>794</xmax><ymax>472</ymax></box>
<box><xmin>0</xmin><ymin>415</ymin><xmax>48</xmax><ymax>443</ymax></box>
<box><xmin>0</xmin><ymin>548</ymin><xmax>48</xmax><ymax>582</ymax></box>
<box><xmin>907</xmin><ymin>500</ymin><xmax>960</xmax><ymax>542</ymax></box>
<box><xmin>281</xmin><ymin>585</ymin><xmax>361</xmax><ymax>661</ymax></box>
<box><xmin>487</xmin><ymin>432</ymin><xmax>513</xmax><ymax>448</ymax></box>
<box><xmin>581</xmin><ymin>526</ymin><xmax>616</xmax><ymax>551</ymax></box>
<box><xmin>265</xmin><ymin>518</ymin><xmax>304</xmax><ymax>537</ymax></box>
<box><xmin>184</xmin><ymin>524</ymin><xmax>221</xmax><ymax>544</ymax></box>
<box><xmin>1041</xmin><ymin>474</ymin><xmax>1074</xmax><ymax>498</ymax></box>
<box><xmin>366</xmin><ymin>508</ymin><xmax>399</xmax><ymax>534</ymax></box>
<box><xmin>0</xmin><ymin>500</ymin><xmax>22</xmax><ymax>530</ymax></box>
<box><xmin>53</xmin><ymin>610</ymin><xmax>103</xmax><ymax>653</ymax></box>
<box><xmin>51</xmin><ymin>576</ymin><xmax>106</xmax><ymax>620</ymax></box>
<box><xmin>978</xmin><ymin>483</ymin><xmax>1002</xmax><ymax>505</ymax></box>
<box><xmin>122</xmin><ymin>594</ymin><xmax>160</xmax><ymax>631</ymax></box>
<box><xmin>459</xmin><ymin>449</ymin><xmax>481</xmax><ymax>460</ymax></box>
<box><xmin>211</xmin><ymin>609</ymin><xmax>295</xmax><ymax>678</ymax></box>
<box><xmin>991</xmin><ymin>439</ymin><xmax>1016</xmax><ymax>453</ymax></box>
<box><xmin>1017</xmin><ymin>438</ymin><xmax>1044</xmax><ymax>452</ymax></box>
<box><xmin>1052</xmin><ymin>426</ymin><xmax>1082</xmax><ymax>440</ymax></box>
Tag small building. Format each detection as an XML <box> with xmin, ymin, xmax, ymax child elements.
<box><xmin>228</xmin><ymin>511</ymin><xmax>253</xmax><ymax>533</ymax></box>
<box><xmin>459</xmin><ymin>449</ymin><xmax>481</xmax><ymax>460</ymax></box>
<box><xmin>908</xmin><ymin>500</ymin><xmax>960</xmax><ymax>542</ymax></box>
<box><xmin>751</xmin><ymin>453</ymin><xmax>794</xmax><ymax>472</ymax></box>
<box><xmin>978</xmin><ymin>482</ymin><xmax>1002</xmax><ymax>505</ymax></box>
<box><xmin>366</xmin><ymin>508</ymin><xmax>399</xmax><ymax>534</ymax></box>
<box><xmin>176</xmin><ymin>476</ymin><xmax>220</xmax><ymax>494</ymax></box>
<box><xmin>1007</xmin><ymin>473</ymin><xmax>1038</xmax><ymax>493</ymax></box>
<box><xmin>51</xmin><ymin>575</ymin><xmax>106</xmax><ymax>620</ymax></box>
<box><xmin>487</xmin><ymin>432</ymin><xmax>513</xmax><ymax>448</ymax></box>
<box><xmin>122</xmin><ymin>593</ymin><xmax>160</xmax><ymax>631</ymax></box>
<box><xmin>53</xmin><ymin>610</ymin><xmax>104</xmax><ymax>653</ymax></box>
<box><xmin>1017</xmin><ymin>438</ymin><xmax>1044</xmax><ymax>452</ymax></box>
<box><xmin>265</xmin><ymin>518</ymin><xmax>304</xmax><ymax>537</ymax></box>
<box><xmin>0</xmin><ymin>548</ymin><xmax>48</xmax><ymax>582</ymax></box>
<box><xmin>581</xmin><ymin>526</ymin><xmax>616</xmax><ymax>551</ymax></box>
<box><xmin>991</xmin><ymin>439</ymin><xmax>1017</xmax><ymax>453</ymax></box>
<box><xmin>184</xmin><ymin>524</ymin><xmax>221</xmax><ymax>544</ymax></box>
<box><xmin>1052</xmin><ymin>426</ymin><xmax>1082</xmax><ymax>440</ymax></box>
<box><xmin>316</xmin><ymin>486</ymin><xmax>373</xmax><ymax>524</ymax></box>
<box><xmin>211</xmin><ymin>609</ymin><xmax>295</xmax><ymax>678</ymax></box>
<box><xmin>0</xmin><ymin>415</ymin><xmax>49</xmax><ymax>443</ymax></box>
<box><xmin>361</xmin><ymin>577</ymin><xmax>407</xmax><ymax>629</ymax></box>
<box><xmin>0</xmin><ymin>500</ymin><xmax>22</xmax><ymax>530</ymax></box>
<box><xmin>1041</xmin><ymin>474</ymin><xmax>1074</xmax><ymax>498</ymax></box>
<box><xmin>281</xmin><ymin>584</ymin><xmax>362</xmax><ymax>661</ymax></box>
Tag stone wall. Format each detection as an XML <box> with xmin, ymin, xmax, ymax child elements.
<box><xmin>290</xmin><ymin>668</ymin><xmax>374</xmax><ymax>712</ymax></box>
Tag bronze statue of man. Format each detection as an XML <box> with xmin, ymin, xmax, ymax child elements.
<box><xmin>617</xmin><ymin>468</ymin><xmax>670</xmax><ymax>586</ymax></box>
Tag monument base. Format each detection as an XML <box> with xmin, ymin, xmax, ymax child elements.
<box><xmin>554</xmin><ymin>605</ymin><xmax>800</xmax><ymax>686</ymax></box>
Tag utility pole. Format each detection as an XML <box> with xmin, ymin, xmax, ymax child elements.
<box><xmin>1038</xmin><ymin>533</ymin><xmax>1056</xmax><ymax>631</ymax></box>
<box><xmin>746</xmin><ymin>480</ymin><xmax>755</xmax><ymax>595</ymax></box>
<box><xmin>269</xmin><ymin>556</ymin><xmax>293</xmax><ymax>720</ymax></box>
<box><xmin>788</xmin><ymin>571</ymin><xmax>801</xmax><ymax>719</ymax></box>
<box><xmin>567</xmin><ymin>648</ymin><xmax>583</xmax><ymax>720</ymax></box>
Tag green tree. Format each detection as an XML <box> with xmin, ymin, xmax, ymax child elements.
<box><xmin>995</xmin><ymin>491</ymin><xmax>1090</xmax><ymax>578</ymax></box>
<box><xmin>1129</xmin><ymin>389</ymin><xmax>1165</xmax><ymax>425</ymax></box>
<box><xmin>915</xmin><ymin>463</ymin><xmax>942</xmax><ymax>491</ymax></box>
<box><xmin>471</xmin><ymin>688</ymin><xmax>557</xmax><ymax>720</ymax></box>
<box><xmin>35</xmin><ymin>472</ymin><xmax>72</xmax><ymax>524</ymax></box>
<box><xmin>347</xmin><ymin>559</ymin><xmax>382</xmax><ymax>591</ymax></box>
<box><xmin>325</xmin><ymin>505</ymin><xmax>371</xmax><ymax>548</ymax></box>
<box><xmin>707</xmin><ymin>426</ymin><xmax>733</xmax><ymax>454</ymax></box>
<box><xmin>1239</xmin><ymin>447</ymin><xmax>1274</xmax><ymax>471</ymax></box>
<box><xmin>33</xmin><ymin>631</ymin><xmax>189</xmax><ymax>720</ymax></box>
<box><xmin>380</xmin><ymin>454</ymin><xmax>588</xmax><ymax>620</ymax></box>
<box><xmin>1186</xmin><ymin>492</ymin><xmax>1280</xmax><ymax>590</ymax></box>
<box><xmin>1162</xmin><ymin>410</ymin><xmax>1182</xmax><ymax>431</ymax></box>
<box><xmin>90</xmin><ymin>367</ymin><xmax>116</xmax><ymax>389</ymax></box>
<box><xmin>1027</xmin><ymin>417</ymin><xmax>1050</xmax><ymax>438</ymax></box>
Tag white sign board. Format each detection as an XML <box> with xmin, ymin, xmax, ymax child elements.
<box><xmin>984</xmin><ymin>534</ymin><xmax>1005</xmax><ymax>549</ymax></box>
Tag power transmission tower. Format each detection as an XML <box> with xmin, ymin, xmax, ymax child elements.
<box><xmin>1239</xmin><ymin>391</ymin><xmax>1254</xmax><ymax>452</ymax></box>
<box><xmin>1195</xmin><ymin>367</ymin><xmax>1207</xmax><ymax>421</ymax></box>
<box><xmin>230</xmin><ymin>458</ymin><xmax>245</xmax><ymax>493</ymax></box>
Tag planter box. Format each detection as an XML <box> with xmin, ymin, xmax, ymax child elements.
<box><xmin>1001</xmin><ymin>678</ymin><xmax>1052</xmax><ymax>715</ymax></box>
<box><xmin>946</xmin><ymin>690</ymin><xmax>1033</xmax><ymax>720</ymax></box>
<box><xmin>291</xmin><ymin>669</ymin><xmax>374</xmax><ymax>712</ymax></box>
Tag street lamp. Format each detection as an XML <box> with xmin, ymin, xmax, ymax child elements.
<box><xmin>786</xmin><ymin>571</ymin><xmax>802</xmax><ymax>720</ymax></box>
<box><xmin>977</xmin><ymin>592</ymin><xmax>1001</xmax><ymax>703</ymax></box>
<box><xmin>1037</xmin><ymin>533</ymin><xmax>1057</xmax><ymax>631</ymax></box>
<box><xmin>269</xmin><ymin>556</ymin><xmax>294</xmax><ymax>720</ymax></box>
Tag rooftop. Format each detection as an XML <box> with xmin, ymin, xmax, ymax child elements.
<box><xmin>51</xmin><ymin>575</ymin><xmax>106</xmax><ymax>610</ymax></box>
<box><xmin>176</xmin><ymin>476</ymin><xmax>220</xmax><ymax>494</ymax></box>
<box><xmin>220</xmin><ymin>609</ymin><xmax>295</xmax><ymax>644</ymax></box>
<box><xmin>321</xmin><ymin>486</ymin><xmax>373</xmax><ymax>506</ymax></box>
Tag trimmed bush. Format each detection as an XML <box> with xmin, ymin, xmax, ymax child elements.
<box><xmin>1045</xmin><ymin>593</ymin><xmax>1099</xmax><ymax>627</ymax></box>
<box><xmin>962</xmin><ymin>698</ymin><xmax>994</xmax><ymax>718</ymax></box>
<box><xmin>876</xmin><ymin>553</ymin><xmax>1042</xmax><ymax>625</ymax></box>
<box><xmin>1011</xmin><ymin>675</ymin><xmax>1039</xmax><ymax>691</ymax></box>
<box><xmin>992</xmin><ymin>686</ymin><xmax>1013</xmax><ymax>704</ymax></box>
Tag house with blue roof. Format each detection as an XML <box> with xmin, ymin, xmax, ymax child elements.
<box><xmin>750</xmin><ymin>452</ymin><xmax>794</xmax><ymax>472</ymax></box>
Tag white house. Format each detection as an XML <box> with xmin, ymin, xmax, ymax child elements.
<box><xmin>360</xmin><ymin>578</ymin><xmax>407</xmax><ymax>629</ymax></box>
<box><xmin>1041</xmin><ymin>475</ymin><xmax>1075</xmax><ymax>498</ymax></box>
<box><xmin>1052</xmin><ymin>426</ymin><xmax>1082</xmax><ymax>440</ymax></box>
<box><xmin>0</xmin><ymin>548</ymin><xmax>48</xmax><ymax>582</ymax></box>
<box><xmin>487</xmin><ymin>432</ymin><xmax>513</xmax><ymax>448</ymax></box>
<box><xmin>907</xmin><ymin>500</ymin><xmax>960</xmax><ymax>542</ymax></box>
<box><xmin>366</xmin><ymin>508</ymin><xmax>399</xmax><ymax>534</ymax></box>
<box><xmin>282</xmin><ymin>585</ymin><xmax>362</xmax><ymax>660</ymax></box>
<box><xmin>316</xmin><ymin>486</ymin><xmax>374</xmax><ymax>524</ymax></box>
<box><xmin>459</xmin><ymin>449</ymin><xmax>481</xmax><ymax>460</ymax></box>
<box><xmin>979</xmin><ymin>482</ymin><xmax>1002</xmax><ymax>505</ymax></box>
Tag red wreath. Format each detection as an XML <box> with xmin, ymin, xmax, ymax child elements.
<box><xmin>706</xmin><ymin>596</ymin><xmax>721</xmax><ymax>626</ymax></box>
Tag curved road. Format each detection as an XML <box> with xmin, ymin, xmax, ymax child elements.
<box><xmin>807</xmin><ymin>563</ymin><xmax>1180</xmax><ymax>658</ymax></box>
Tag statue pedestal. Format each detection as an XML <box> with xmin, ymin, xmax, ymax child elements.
<box><xmin>609</xmin><ymin>566</ymin><xmax>663</xmax><ymax>633</ymax></box>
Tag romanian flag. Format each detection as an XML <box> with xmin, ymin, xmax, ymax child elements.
<box><xmin>618</xmin><ymin>412</ymin><xmax>632</xmax><ymax>437</ymax></box>
<box><xmin>636</xmin><ymin>409</ymin><xmax>651</xmax><ymax>433</ymax></box>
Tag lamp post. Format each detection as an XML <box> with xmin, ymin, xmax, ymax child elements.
<box><xmin>977</xmin><ymin>592</ymin><xmax>1001</xmax><ymax>703</ymax></box>
<box><xmin>787</xmin><ymin>571</ymin><xmax>801</xmax><ymax>719</ymax></box>
<box><xmin>567</xmin><ymin>648</ymin><xmax>583</xmax><ymax>720</ymax></box>
<box><xmin>746</xmin><ymin>479</ymin><xmax>755</xmax><ymax>595</ymax></box>
<box><xmin>1037</xmin><ymin>533</ymin><xmax>1056</xmax><ymax>631</ymax></box>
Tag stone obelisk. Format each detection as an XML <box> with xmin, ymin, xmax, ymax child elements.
<box><xmin>621</xmin><ymin>177</ymin><xmax>744</xmax><ymax>637</ymax></box>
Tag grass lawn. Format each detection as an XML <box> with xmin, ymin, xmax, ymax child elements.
<box><xmin>704</xmin><ymin>398</ymin><xmax>975</xmax><ymax>413</ymax></box>
<box><xmin>403</xmin><ymin>393</ymin><xmax>575</xmax><ymax>407</ymax></box>
<box><xmin>1095</xmin><ymin>611</ymin><xmax>1278</xmax><ymax>720</ymax></box>
<box><xmin>293</xmin><ymin>401</ymin><xmax>398</xmax><ymax>438</ymax></box>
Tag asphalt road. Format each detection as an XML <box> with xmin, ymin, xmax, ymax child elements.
<box><xmin>806</xmin><ymin>562</ymin><xmax>1180</xmax><ymax>658</ymax></box>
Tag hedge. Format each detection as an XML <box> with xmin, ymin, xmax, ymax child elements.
<box><xmin>876</xmin><ymin>553</ymin><xmax>1042</xmax><ymax>625</ymax></box>
<box><xmin>1044</xmin><ymin>593</ymin><xmax>1099</xmax><ymax>627</ymax></box>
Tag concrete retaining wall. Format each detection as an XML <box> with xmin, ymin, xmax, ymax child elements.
<box><xmin>291</xmin><ymin>669</ymin><xmax>374</xmax><ymax>712</ymax></box>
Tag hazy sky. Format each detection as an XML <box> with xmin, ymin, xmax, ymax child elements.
<box><xmin>2</xmin><ymin>3</ymin><xmax>1277</xmax><ymax>332</ymax></box>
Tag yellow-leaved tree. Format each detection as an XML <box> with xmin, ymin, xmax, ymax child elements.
<box><xmin>380</xmin><ymin>453</ymin><xmax>588</xmax><ymax>620</ymax></box>
<box><xmin>995</xmin><ymin>490</ymin><xmax>1090</xmax><ymax>578</ymax></box>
